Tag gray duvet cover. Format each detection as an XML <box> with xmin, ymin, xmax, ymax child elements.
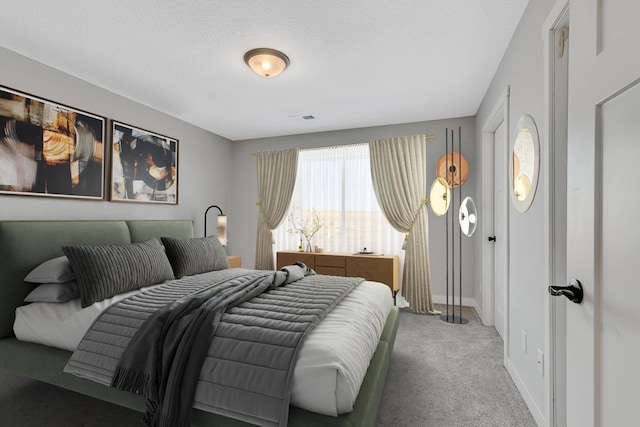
<box><xmin>65</xmin><ymin>268</ymin><xmax>362</xmax><ymax>427</ymax></box>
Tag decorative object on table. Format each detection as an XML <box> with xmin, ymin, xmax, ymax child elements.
<box><xmin>511</xmin><ymin>114</ymin><xmax>540</xmax><ymax>213</ymax></box>
<box><xmin>204</xmin><ymin>205</ymin><xmax>228</xmax><ymax>246</ymax></box>
<box><xmin>459</xmin><ymin>196</ymin><xmax>478</xmax><ymax>237</ymax></box>
<box><xmin>0</xmin><ymin>85</ymin><xmax>105</xmax><ymax>200</ymax></box>
<box><xmin>110</xmin><ymin>121</ymin><xmax>178</xmax><ymax>204</ymax></box>
<box><xmin>287</xmin><ymin>207</ymin><xmax>323</xmax><ymax>252</ymax></box>
<box><xmin>441</xmin><ymin>127</ymin><xmax>469</xmax><ymax>325</ymax></box>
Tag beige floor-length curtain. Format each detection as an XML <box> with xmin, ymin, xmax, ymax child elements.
<box><xmin>254</xmin><ymin>148</ymin><xmax>299</xmax><ymax>270</ymax></box>
<box><xmin>369</xmin><ymin>135</ymin><xmax>438</xmax><ymax>314</ymax></box>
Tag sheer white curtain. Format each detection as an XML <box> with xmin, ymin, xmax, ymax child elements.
<box><xmin>274</xmin><ymin>144</ymin><xmax>404</xmax><ymax>261</ymax></box>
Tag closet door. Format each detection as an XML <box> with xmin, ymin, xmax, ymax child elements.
<box><xmin>563</xmin><ymin>1</ymin><xmax>640</xmax><ymax>425</ymax></box>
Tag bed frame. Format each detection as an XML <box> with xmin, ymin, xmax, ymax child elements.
<box><xmin>0</xmin><ymin>220</ymin><xmax>399</xmax><ymax>427</ymax></box>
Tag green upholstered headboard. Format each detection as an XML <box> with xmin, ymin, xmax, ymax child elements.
<box><xmin>126</xmin><ymin>220</ymin><xmax>194</xmax><ymax>243</ymax></box>
<box><xmin>0</xmin><ymin>220</ymin><xmax>194</xmax><ymax>339</ymax></box>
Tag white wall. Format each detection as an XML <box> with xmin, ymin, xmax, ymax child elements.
<box><xmin>474</xmin><ymin>0</ymin><xmax>556</xmax><ymax>423</ymax></box>
<box><xmin>0</xmin><ymin>47</ymin><xmax>233</xmax><ymax>235</ymax></box>
<box><xmin>229</xmin><ymin>117</ymin><xmax>477</xmax><ymax>303</ymax></box>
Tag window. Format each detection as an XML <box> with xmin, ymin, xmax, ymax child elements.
<box><xmin>273</xmin><ymin>144</ymin><xmax>404</xmax><ymax>256</ymax></box>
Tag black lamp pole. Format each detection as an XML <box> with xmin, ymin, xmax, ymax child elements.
<box><xmin>204</xmin><ymin>205</ymin><xmax>224</xmax><ymax>237</ymax></box>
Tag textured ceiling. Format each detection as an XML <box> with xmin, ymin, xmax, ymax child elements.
<box><xmin>0</xmin><ymin>0</ymin><xmax>528</xmax><ymax>141</ymax></box>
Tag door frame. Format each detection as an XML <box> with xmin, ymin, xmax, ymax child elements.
<box><xmin>481</xmin><ymin>85</ymin><xmax>510</xmax><ymax>364</ymax></box>
<box><xmin>542</xmin><ymin>1</ymin><xmax>570</xmax><ymax>426</ymax></box>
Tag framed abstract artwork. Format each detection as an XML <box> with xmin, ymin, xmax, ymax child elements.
<box><xmin>110</xmin><ymin>121</ymin><xmax>178</xmax><ymax>204</ymax></box>
<box><xmin>0</xmin><ymin>85</ymin><xmax>106</xmax><ymax>200</ymax></box>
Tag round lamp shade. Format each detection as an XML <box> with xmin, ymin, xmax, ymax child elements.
<box><xmin>429</xmin><ymin>177</ymin><xmax>451</xmax><ymax>216</ymax></box>
<box><xmin>459</xmin><ymin>196</ymin><xmax>478</xmax><ymax>237</ymax></box>
<box><xmin>436</xmin><ymin>152</ymin><xmax>469</xmax><ymax>188</ymax></box>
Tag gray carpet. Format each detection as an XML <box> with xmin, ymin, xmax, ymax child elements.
<box><xmin>375</xmin><ymin>305</ymin><xmax>536</xmax><ymax>426</ymax></box>
<box><xmin>0</xmin><ymin>306</ymin><xmax>535</xmax><ymax>427</ymax></box>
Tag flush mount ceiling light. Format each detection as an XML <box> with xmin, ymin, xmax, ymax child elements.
<box><xmin>244</xmin><ymin>48</ymin><xmax>290</xmax><ymax>78</ymax></box>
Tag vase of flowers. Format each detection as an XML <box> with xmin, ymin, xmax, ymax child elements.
<box><xmin>287</xmin><ymin>207</ymin><xmax>322</xmax><ymax>252</ymax></box>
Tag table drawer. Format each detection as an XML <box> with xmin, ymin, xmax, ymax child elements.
<box><xmin>315</xmin><ymin>255</ymin><xmax>345</xmax><ymax>268</ymax></box>
<box><xmin>315</xmin><ymin>266</ymin><xmax>346</xmax><ymax>276</ymax></box>
<box><xmin>277</xmin><ymin>252</ymin><xmax>315</xmax><ymax>269</ymax></box>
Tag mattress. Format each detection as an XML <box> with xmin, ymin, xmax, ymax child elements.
<box><xmin>14</xmin><ymin>279</ymin><xmax>392</xmax><ymax>417</ymax></box>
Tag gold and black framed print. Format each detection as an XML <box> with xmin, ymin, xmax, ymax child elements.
<box><xmin>110</xmin><ymin>121</ymin><xmax>178</xmax><ymax>204</ymax></box>
<box><xmin>0</xmin><ymin>85</ymin><xmax>106</xmax><ymax>200</ymax></box>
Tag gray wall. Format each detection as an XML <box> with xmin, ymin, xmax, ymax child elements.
<box><xmin>3</xmin><ymin>14</ymin><xmax>551</xmax><ymax>415</ymax></box>
<box><xmin>229</xmin><ymin>117</ymin><xmax>477</xmax><ymax>303</ymax></box>
<box><xmin>474</xmin><ymin>0</ymin><xmax>555</xmax><ymax>418</ymax></box>
<box><xmin>0</xmin><ymin>46</ymin><xmax>232</xmax><ymax>235</ymax></box>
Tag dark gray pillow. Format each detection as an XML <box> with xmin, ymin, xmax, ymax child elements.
<box><xmin>161</xmin><ymin>236</ymin><xmax>228</xmax><ymax>278</ymax></box>
<box><xmin>62</xmin><ymin>238</ymin><xmax>174</xmax><ymax>308</ymax></box>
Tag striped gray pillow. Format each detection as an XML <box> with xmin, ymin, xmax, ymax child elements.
<box><xmin>62</xmin><ymin>238</ymin><xmax>174</xmax><ymax>308</ymax></box>
<box><xmin>161</xmin><ymin>236</ymin><xmax>228</xmax><ymax>278</ymax></box>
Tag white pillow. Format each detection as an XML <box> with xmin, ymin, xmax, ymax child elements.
<box><xmin>24</xmin><ymin>256</ymin><xmax>75</xmax><ymax>284</ymax></box>
<box><xmin>24</xmin><ymin>281</ymin><xmax>79</xmax><ymax>303</ymax></box>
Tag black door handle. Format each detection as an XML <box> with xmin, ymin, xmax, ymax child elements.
<box><xmin>548</xmin><ymin>279</ymin><xmax>583</xmax><ymax>304</ymax></box>
<box><xmin>488</xmin><ymin>236</ymin><xmax>496</xmax><ymax>242</ymax></box>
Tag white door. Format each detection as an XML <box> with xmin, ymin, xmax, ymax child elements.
<box><xmin>545</xmin><ymin>4</ymin><xmax>569</xmax><ymax>426</ymax></box>
<box><xmin>564</xmin><ymin>1</ymin><xmax>640</xmax><ymax>426</ymax></box>
<box><xmin>494</xmin><ymin>122</ymin><xmax>507</xmax><ymax>339</ymax></box>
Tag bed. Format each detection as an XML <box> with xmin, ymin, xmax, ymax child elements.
<box><xmin>0</xmin><ymin>220</ymin><xmax>399</xmax><ymax>427</ymax></box>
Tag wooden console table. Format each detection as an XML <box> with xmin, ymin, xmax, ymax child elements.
<box><xmin>276</xmin><ymin>251</ymin><xmax>398</xmax><ymax>299</ymax></box>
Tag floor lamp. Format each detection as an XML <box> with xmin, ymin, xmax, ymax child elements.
<box><xmin>204</xmin><ymin>205</ymin><xmax>228</xmax><ymax>246</ymax></box>
<box><xmin>440</xmin><ymin>127</ymin><xmax>468</xmax><ymax>324</ymax></box>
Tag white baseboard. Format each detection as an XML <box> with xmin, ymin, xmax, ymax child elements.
<box><xmin>506</xmin><ymin>356</ymin><xmax>545</xmax><ymax>426</ymax></box>
<box><xmin>474</xmin><ymin>300</ymin><xmax>484</xmax><ymax>322</ymax></box>
<box><xmin>431</xmin><ymin>294</ymin><xmax>477</xmax><ymax>307</ymax></box>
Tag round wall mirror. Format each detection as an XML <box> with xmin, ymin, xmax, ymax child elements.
<box><xmin>459</xmin><ymin>196</ymin><xmax>478</xmax><ymax>236</ymax></box>
<box><xmin>511</xmin><ymin>114</ymin><xmax>540</xmax><ymax>213</ymax></box>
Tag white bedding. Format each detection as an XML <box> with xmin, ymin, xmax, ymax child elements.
<box><xmin>14</xmin><ymin>279</ymin><xmax>392</xmax><ymax>417</ymax></box>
